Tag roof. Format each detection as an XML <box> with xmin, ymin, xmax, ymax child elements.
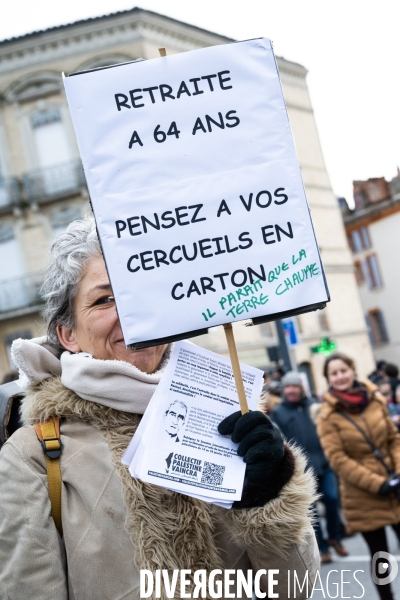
<box><xmin>0</xmin><ymin>6</ymin><xmax>234</xmax><ymax>47</ymax></box>
<box><xmin>344</xmin><ymin>195</ymin><xmax>400</xmax><ymax>231</ymax></box>
<box><xmin>0</xmin><ymin>6</ymin><xmax>306</xmax><ymax>74</ymax></box>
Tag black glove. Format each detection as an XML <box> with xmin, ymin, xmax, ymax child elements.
<box><xmin>379</xmin><ymin>476</ymin><xmax>400</xmax><ymax>497</ymax></box>
<box><xmin>218</xmin><ymin>410</ymin><xmax>285</xmax><ymax>484</ymax></box>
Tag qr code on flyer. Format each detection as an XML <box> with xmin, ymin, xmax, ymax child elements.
<box><xmin>201</xmin><ymin>462</ymin><xmax>225</xmax><ymax>486</ymax></box>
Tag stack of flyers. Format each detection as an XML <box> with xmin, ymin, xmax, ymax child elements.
<box><xmin>122</xmin><ymin>340</ymin><xmax>263</xmax><ymax>508</ymax></box>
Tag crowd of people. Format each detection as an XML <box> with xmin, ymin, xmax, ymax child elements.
<box><xmin>260</xmin><ymin>355</ymin><xmax>400</xmax><ymax>600</ymax></box>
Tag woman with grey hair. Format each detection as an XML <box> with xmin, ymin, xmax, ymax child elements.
<box><xmin>0</xmin><ymin>216</ymin><xmax>319</xmax><ymax>600</ymax></box>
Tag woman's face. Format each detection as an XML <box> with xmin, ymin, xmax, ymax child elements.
<box><xmin>56</xmin><ymin>256</ymin><xmax>167</xmax><ymax>373</ymax></box>
<box><xmin>327</xmin><ymin>359</ymin><xmax>355</xmax><ymax>392</ymax></box>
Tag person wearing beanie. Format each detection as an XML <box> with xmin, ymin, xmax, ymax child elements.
<box><xmin>281</xmin><ymin>371</ymin><xmax>304</xmax><ymax>388</ymax></box>
<box><xmin>270</xmin><ymin>371</ymin><xmax>348</xmax><ymax>564</ymax></box>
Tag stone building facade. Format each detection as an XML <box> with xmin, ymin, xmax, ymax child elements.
<box><xmin>343</xmin><ymin>173</ymin><xmax>400</xmax><ymax>365</ymax></box>
<box><xmin>0</xmin><ymin>7</ymin><xmax>374</xmax><ymax>390</ymax></box>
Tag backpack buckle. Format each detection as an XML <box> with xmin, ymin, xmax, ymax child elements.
<box><xmin>41</xmin><ymin>437</ymin><xmax>62</xmax><ymax>459</ymax></box>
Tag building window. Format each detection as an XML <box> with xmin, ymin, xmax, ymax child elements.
<box><xmin>363</xmin><ymin>254</ymin><xmax>383</xmax><ymax>289</ymax></box>
<box><xmin>349</xmin><ymin>230</ymin><xmax>362</xmax><ymax>252</ymax></box>
<box><xmin>360</xmin><ymin>227</ymin><xmax>371</xmax><ymax>249</ymax></box>
<box><xmin>366</xmin><ymin>309</ymin><xmax>389</xmax><ymax>346</ymax></box>
<box><xmin>349</xmin><ymin>227</ymin><xmax>371</xmax><ymax>253</ymax></box>
<box><xmin>31</xmin><ymin>108</ymin><xmax>72</xmax><ymax>170</ymax></box>
<box><xmin>31</xmin><ymin>109</ymin><xmax>61</xmax><ymax>128</ymax></box>
<box><xmin>354</xmin><ymin>260</ymin><xmax>365</xmax><ymax>285</ymax></box>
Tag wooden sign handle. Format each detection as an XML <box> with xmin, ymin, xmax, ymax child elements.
<box><xmin>223</xmin><ymin>323</ymin><xmax>249</xmax><ymax>414</ymax></box>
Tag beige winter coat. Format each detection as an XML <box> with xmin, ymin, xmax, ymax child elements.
<box><xmin>0</xmin><ymin>377</ymin><xmax>319</xmax><ymax>600</ymax></box>
<box><xmin>317</xmin><ymin>380</ymin><xmax>400</xmax><ymax>535</ymax></box>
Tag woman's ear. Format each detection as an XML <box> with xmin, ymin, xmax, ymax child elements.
<box><xmin>56</xmin><ymin>324</ymin><xmax>81</xmax><ymax>353</ymax></box>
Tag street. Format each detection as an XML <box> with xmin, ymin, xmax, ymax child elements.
<box><xmin>311</xmin><ymin>528</ymin><xmax>400</xmax><ymax>599</ymax></box>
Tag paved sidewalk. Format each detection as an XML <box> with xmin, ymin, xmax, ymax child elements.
<box><xmin>310</xmin><ymin>528</ymin><xmax>400</xmax><ymax>599</ymax></box>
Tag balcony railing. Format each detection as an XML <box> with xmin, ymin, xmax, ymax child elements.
<box><xmin>22</xmin><ymin>159</ymin><xmax>86</xmax><ymax>202</ymax></box>
<box><xmin>0</xmin><ymin>272</ymin><xmax>43</xmax><ymax>314</ymax></box>
<box><xmin>0</xmin><ymin>177</ymin><xmax>21</xmax><ymax>209</ymax></box>
<box><xmin>0</xmin><ymin>161</ymin><xmax>87</xmax><ymax>212</ymax></box>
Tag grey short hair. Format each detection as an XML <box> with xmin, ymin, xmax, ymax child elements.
<box><xmin>165</xmin><ymin>401</ymin><xmax>188</xmax><ymax>417</ymax></box>
<box><xmin>41</xmin><ymin>216</ymin><xmax>102</xmax><ymax>353</ymax></box>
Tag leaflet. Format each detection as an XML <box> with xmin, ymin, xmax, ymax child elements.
<box><xmin>122</xmin><ymin>340</ymin><xmax>263</xmax><ymax>506</ymax></box>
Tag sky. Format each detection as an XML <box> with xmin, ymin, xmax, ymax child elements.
<box><xmin>1</xmin><ymin>0</ymin><xmax>399</xmax><ymax>205</ymax></box>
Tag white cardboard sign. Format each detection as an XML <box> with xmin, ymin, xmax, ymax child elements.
<box><xmin>63</xmin><ymin>38</ymin><xmax>329</xmax><ymax>347</ymax></box>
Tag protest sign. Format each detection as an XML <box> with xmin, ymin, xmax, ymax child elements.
<box><xmin>63</xmin><ymin>38</ymin><xmax>329</xmax><ymax>348</ymax></box>
<box><xmin>122</xmin><ymin>341</ymin><xmax>263</xmax><ymax>505</ymax></box>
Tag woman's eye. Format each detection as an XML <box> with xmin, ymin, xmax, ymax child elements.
<box><xmin>95</xmin><ymin>295</ymin><xmax>115</xmax><ymax>305</ymax></box>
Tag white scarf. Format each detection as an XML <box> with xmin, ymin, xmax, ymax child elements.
<box><xmin>11</xmin><ymin>336</ymin><xmax>171</xmax><ymax>415</ymax></box>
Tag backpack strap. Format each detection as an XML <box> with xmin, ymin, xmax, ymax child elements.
<box><xmin>33</xmin><ymin>417</ymin><xmax>63</xmax><ymax>537</ymax></box>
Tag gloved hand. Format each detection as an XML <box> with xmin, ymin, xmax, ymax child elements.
<box><xmin>218</xmin><ymin>410</ymin><xmax>285</xmax><ymax>484</ymax></box>
<box><xmin>379</xmin><ymin>476</ymin><xmax>400</xmax><ymax>497</ymax></box>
